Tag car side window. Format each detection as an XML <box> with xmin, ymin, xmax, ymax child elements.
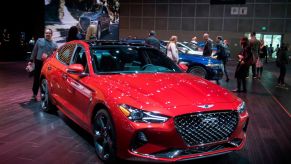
<box><xmin>57</xmin><ymin>44</ymin><xmax>76</xmax><ymax>65</ymax></box>
<box><xmin>71</xmin><ymin>46</ymin><xmax>88</xmax><ymax>73</ymax></box>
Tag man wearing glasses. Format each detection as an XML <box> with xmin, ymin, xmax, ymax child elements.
<box><xmin>29</xmin><ymin>28</ymin><xmax>58</xmax><ymax>101</ymax></box>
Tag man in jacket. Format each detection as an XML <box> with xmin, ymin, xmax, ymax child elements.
<box><xmin>203</xmin><ymin>33</ymin><xmax>212</xmax><ymax>57</ymax></box>
<box><xmin>145</xmin><ymin>30</ymin><xmax>160</xmax><ymax>50</ymax></box>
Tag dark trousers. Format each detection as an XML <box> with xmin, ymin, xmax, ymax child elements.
<box><xmin>223</xmin><ymin>60</ymin><xmax>229</xmax><ymax>80</ymax></box>
<box><xmin>237</xmin><ymin>77</ymin><xmax>247</xmax><ymax>92</ymax></box>
<box><xmin>256</xmin><ymin>67</ymin><xmax>263</xmax><ymax>77</ymax></box>
<box><xmin>278</xmin><ymin>64</ymin><xmax>286</xmax><ymax>84</ymax></box>
<box><xmin>251</xmin><ymin>64</ymin><xmax>256</xmax><ymax>77</ymax></box>
<box><xmin>32</xmin><ymin>60</ymin><xmax>43</xmax><ymax>96</ymax></box>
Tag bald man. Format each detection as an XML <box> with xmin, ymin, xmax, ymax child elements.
<box><xmin>203</xmin><ymin>33</ymin><xmax>212</xmax><ymax>56</ymax></box>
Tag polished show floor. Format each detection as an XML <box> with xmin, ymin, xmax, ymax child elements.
<box><xmin>0</xmin><ymin>60</ymin><xmax>290</xmax><ymax>164</ymax></box>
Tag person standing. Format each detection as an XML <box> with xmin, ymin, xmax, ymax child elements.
<box><xmin>223</xmin><ymin>39</ymin><xmax>231</xmax><ymax>58</ymax></box>
<box><xmin>249</xmin><ymin>32</ymin><xmax>260</xmax><ymax>78</ymax></box>
<box><xmin>112</xmin><ymin>0</ymin><xmax>120</xmax><ymax>23</ymax></box>
<box><xmin>257</xmin><ymin>40</ymin><xmax>267</xmax><ymax>79</ymax></box>
<box><xmin>215</xmin><ymin>36</ymin><xmax>229</xmax><ymax>82</ymax></box>
<box><xmin>276</xmin><ymin>43</ymin><xmax>288</xmax><ymax>87</ymax></box>
<box><xmin>166</xmin><ymin>35</ymin><xmax>179</xmax><ymax>63</ymax></box>
<box><xmin>145</xmin><ymin>30</ymin><xmax>160</xmax><ymax>50</ymax></box>
<box><xmin>85</xmin><ymin>24</ymin><xmax>97</xmax><ymax>41</ymax></box>
<box><xmin>202</xmin><ymin>33</ymin><xmax>212</xmax><ymax>57</ymax></box>
<box><xmin>189</xmin><ymin>36</ymin><xmax>199</xmax><ymax>50</ymax></box>
<box><xmin>268</xmin><ymin>44</ymin><xmax>274</xmax><ymax>60</ymax></box>
<box><xmin>191</xmin><ymin>36</ymin><xmax>198</xmax><ymax>45</ymax></box>
<box><xmin>29</xmin><ymin>28</ymin><xmax>58</xmax><ymax>101</ymax></box>
<box><xmin>66</xmin><ymin>26</ymin><xmax>82</xmax><ymax>42</ymax></box>
<box><xmin>233</xmin><ymin>37</ymin><xmax>252</xmax><ymax>93</ymax></box>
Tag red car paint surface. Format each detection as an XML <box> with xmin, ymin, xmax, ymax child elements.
<box><xmin>40</xmin><ymin>40</ymin><xmax>249</xmax><ymax>162</ymax></box>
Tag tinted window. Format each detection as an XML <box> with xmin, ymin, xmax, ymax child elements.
<box><xmin>91</xmin><ymin>47</ymin><xmax>182</xmax><ymax>74</ymax></box>
<box><xmin>57</xmin><ymin>44</ymin><xmax>76</xmax><ymax>65</ymax></box>
<box><xmin>71</xmin><ymin>46</ymin><xmax>88</xmax><ymax>72</ymax></box>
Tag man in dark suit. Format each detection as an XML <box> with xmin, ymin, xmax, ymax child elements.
<box><xmin>203</xmin><ymin>33</ymin><xmax>212</xmax><ymax>57</ymax></box>
<box><xmin>145</xmin><ymin>30</ymin><xmax>160</xmax><ymax>50</ymax></box>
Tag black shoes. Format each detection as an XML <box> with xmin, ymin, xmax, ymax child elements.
<box><xmin>31</xmin><ymin>95</ymin><xmax>37</xmax><ymax>101</ymax></box>
<box><xmin>232</xmin><ymin>89</ymin><xmax>247</xmax><ymax>93</ymax></box>
<box><xmin>232</xmin><ymin>89</ymin><xmax>241</xmax><ymax>93</ymax></box>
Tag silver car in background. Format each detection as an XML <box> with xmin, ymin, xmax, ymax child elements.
<box><xmin>78</xmin><ymin>4</ymin><xmax>110</xmax><ymax>39</ymax></box>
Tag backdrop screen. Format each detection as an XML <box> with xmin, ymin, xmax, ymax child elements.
<box><xmin>45</xmin><ymin>0</ymin><xmax>119</xmax><ymax>45</ymax></box>
<box><xmin>210</xmin><ymin>0</ymin><xmax>246</xmax><ymax>4</ymax></box>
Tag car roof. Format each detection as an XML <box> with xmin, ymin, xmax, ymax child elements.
<box><xmin>87</xmin><ymin>40</ymin><xmax>148</xmax><ymax>48</ymax></box>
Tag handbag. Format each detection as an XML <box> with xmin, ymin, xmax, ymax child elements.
<box><xmin>25</xmin><ymin>62</ymin><xmax>35</xmax><ymax>73</ymax></box>
<box><xmin>25</xmin><ymin>62</ymin><xmax>35</xmax><ymax>77</ymax></box>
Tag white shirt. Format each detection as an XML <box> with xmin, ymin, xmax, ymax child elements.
<box><xmin>167</xmin><ymin>42</ymin><xmax>179</xmax><ymax>63</ymax></box>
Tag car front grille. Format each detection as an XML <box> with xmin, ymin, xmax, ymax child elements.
<box><xmin>80</xmin><ymin>17</ymin><xmax>90</xmax><ymax>31</ymax></box>
<box><xmin>174</xmin><ymin>111</ymin><xmax>238</xmax><ymax>146</ymax></box>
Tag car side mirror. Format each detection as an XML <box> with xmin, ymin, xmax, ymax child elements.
<box><xmin>178</xmin><ymin>63</ymin><xmax>188</xmax><ymax>72</ymax></box>
<box><xmin>67</xmin><ymin>64</ymin><xmax>84</xmax><ymax>74</ymax></box>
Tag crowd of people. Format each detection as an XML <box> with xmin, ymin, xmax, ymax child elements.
<box><xmin>144</xmin><ymin>30</ymin><xmax>289</xmax><ymax>93</ymax></box>
<box><xmin>25</xmin><ymin>28</ymin><xmax>289</xmax><ymax>100</ymax></box>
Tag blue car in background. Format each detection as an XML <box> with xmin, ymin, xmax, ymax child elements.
<box><xmin>160</xmin><ymin>41</ymin><xmax>223</xmax><ymax>80</ymax></box>
<box><xmin>178</xmin><ymin>53</ymin><xmax>223</xmax><ymax>80</ymax></box>
<box><xmin>125</xmin><ymin>39</ymin><xmax>223</xmax><ymax>80</ymax></box>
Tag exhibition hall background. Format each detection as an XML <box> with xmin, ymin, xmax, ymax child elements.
<box><xmin>119</xmin><ymin>0</ymin><xmax>291</xmax><ymax>55</ymax></box>
<box><xmin>1</xmin><ymin>0</ymin><xmax>291</xmax><ymax>56</ymax></box>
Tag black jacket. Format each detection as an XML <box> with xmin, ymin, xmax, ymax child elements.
<box><xmin>203</xmin><ymin>39</ymin><xmax>212</xmax><ymax>56</ymax></box>
<box><xmin>145</xmin><ymin>36</ymin><xmax>160</xmax><ymax>50</ymax></box>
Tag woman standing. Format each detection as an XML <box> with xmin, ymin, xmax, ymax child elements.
<box><xmin>233</xmin><ymin>37</ymin><xmax>252</xmax><ymax>93</ymax></box>
<box><xmin>66</xmin><ymin>26</ymin><xmax>81</xmax><ymax>42</ymax></box>
<box><xmin>166</xmin><ymin>35</ymin><xmax>179</xmax><ymax>63</ymax></box>
<box><xmin>276</xmin><ymin>43</ymin><xmax>288</xmax><ymax>87</ymax></box>
<box><xmin>85</xmin><ymin>24</ymin><xmax>97</xmax><ymax>41</ymax></box>
<box><xmin>256</xmin><ymin>40</ymin><xmax>267</xmax><ymax>79</ymax></box>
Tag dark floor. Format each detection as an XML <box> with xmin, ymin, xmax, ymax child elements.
<box><xmin>0</xmin><ymin>60</ymin><xmax>290</xmax><ymax>164</ymax></box>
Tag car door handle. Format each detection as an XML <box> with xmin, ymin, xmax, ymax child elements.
<box><xmin>48</xmin><ymin>66</ymin><xmax>51</xmax><ymax>71</ymax></box>
<box><xmin>62</xmin><ymin>74</ymin><xmax>67</xmax><ymax>79</ymax></box>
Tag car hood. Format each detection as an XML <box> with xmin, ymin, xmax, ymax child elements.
<box><xmin>92</xmin><ymin>73</ymin><xmax>237</xmax><ymax>110</ymax></box>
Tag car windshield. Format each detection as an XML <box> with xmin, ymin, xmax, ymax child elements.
<box><xmin>91</xmin><ymin>47</ymin><xmax>182</xmax><ymax>74</ymax></box>
<box><xmin>86</xmin><ymin>4</ymin><xmax>102</xmax><ymax>12</ymax></box>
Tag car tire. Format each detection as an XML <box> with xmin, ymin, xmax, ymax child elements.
<box><xmin>93</xmin><ymin>109</ymin><xmax>117</xmax><ymax>163</ymax></box>
<box><xmin>97</xmin><ymin>23</ymin><xmax>102</xmax><ymax>40</ymax></box>
<box><xmin>40</xmin><ymin>78</ymin><xmax>56</xmax><ymax>112</ymax></box>
<box><xmin>188</xmin><ymin>66</ymin><xmax>207</xmax><ymax>78</ymax></box>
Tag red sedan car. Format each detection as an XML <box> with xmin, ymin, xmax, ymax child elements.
<box><xmin>40</xmin><ymin>40</ymin><xmax>249</xmax><ymax>162</ymax></box>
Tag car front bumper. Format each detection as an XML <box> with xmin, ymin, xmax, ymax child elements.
<box><xmin>115</xmin><ymin>110</ymin><xmax>249</xmax><ymax>162</ymax></box>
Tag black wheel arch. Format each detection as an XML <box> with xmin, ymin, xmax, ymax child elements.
<box><xmin>91</xmin><ymin>103</ymin><xmax>118</xmax><ymax>162</ymax></box>
<box><xmin>187</xmin><ymin>63</ymin><xmax>210</xmax><ymax>79</ymax></box>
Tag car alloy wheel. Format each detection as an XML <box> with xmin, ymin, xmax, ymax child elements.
<box><xmin>93</xmin><ymin>109</ymin><xmax>116</xmax><ymax>163</ymax></box>
<box><xmin>189</xmin><ymin>66</ymin><xmax>207</xmax><ymax>78</ymax></box>
<box><xmin>40</xmin><ymin>79</ymin><xmax>54</xmax><ymax>112</ymax></box>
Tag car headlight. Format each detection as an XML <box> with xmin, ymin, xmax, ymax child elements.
<box><xmin>206</xmin><ymin>63</ymin><xmax>221</xmax><ymax>68</ymax></box>
<box><xmin>237</xmin><ymin>101</ymin><xmax>246</xmax><ymax>114</ymax></box>
<box><xmin>119</xmin><ymin>104</ymin><xmax>169</xmax><ymax>123</ymax></box>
